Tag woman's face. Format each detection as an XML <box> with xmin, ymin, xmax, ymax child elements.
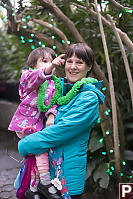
<box><xmin>65</xmin><ymin>54</ymin><xmax>90</xmax><ymax>83</ymax></box>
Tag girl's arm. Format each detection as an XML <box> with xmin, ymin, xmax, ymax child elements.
<box><xmin>18</xmin><ymin>91</ymin><xmax>100</xmax><ymax>157</ymax></box>
<box><xmin>19</xmin><ymin>68</ymin><xmax>52</xmax><ymax>97</ymax></box>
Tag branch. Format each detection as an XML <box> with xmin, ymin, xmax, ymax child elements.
<box><xmin>18</xmin><ymin>28</ymin><xmax>65</xmax><ymax>53</ymax></box>
<box><xmin>40</xmin><ymin>0</ymin><xmax>85</xmax><ymax>43</ymax></box>
<box><xmin>107</xmin><ymin>14</ymin><xmax>133</xmax><ymax>108</ymax></box>
<box><xmin>32</xmin><ymin>18</ymin><xmax>69</xmax><ymax>48</ymax></box>
<box><xmin>71</xmin><ymin>2</ymin><xmax>133</xmax><ymax>52</ymax></box>
<box><xmin>1</xmin><ymin>0</ymin><xmax>17</xmax><ymax>33</ymax></box>
<box><xmin>18</xmin><ymin>6</ymin><xmax>44</xmax><ymax>18</ymax></box>
<box><xmin>108</xmin><ymin>0</ymin><xmax>133</xmax><ymax>13</ymax></box>
<box><xmin>86</xmin><ymin>0</ymin><xmax>90</xmax><ymax>9</ymax></box>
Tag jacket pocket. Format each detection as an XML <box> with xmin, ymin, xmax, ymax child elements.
<box><xmin>19</xmin><ymin>104</ymin><xmax>38</xmax><ymax>117</ymax></box>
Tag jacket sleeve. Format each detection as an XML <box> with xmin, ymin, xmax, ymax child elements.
<box><xmin>19</xmin><ymin>69</ymin><xmax>52</xmax><ymax>97</ymax></box>
<box><xmin>18</xmin><ymin>91</ymin><xmax>99</xmax><ymax>157</ymax></box>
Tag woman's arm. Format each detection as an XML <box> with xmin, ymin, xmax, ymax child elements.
<box><xmin>18</xmin><ymin>91</ymin><xmax>99</xmax><ymax>157</ymax></box>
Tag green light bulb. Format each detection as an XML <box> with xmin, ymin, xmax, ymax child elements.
<box><xmin>21</xmin><ymin>36</ymin><xmax>24</xmax><ymax>40</ymax></box>
<box><xmin>23</xmin><ymin>26</ymin><xmax>27</xmax><ymax>29</ymax></box>
<box><xmin>97</xmin><ymin>118</ymin><xmax>100</xmax><ymax>123</ymax></box>
<box><xmin>105</xmin><ymin>111</ymin><xmax>109</xmax><ymax>116</ymax></box>
<box><xmin>111</xmin><ymin>166</ymin><xmax>114</xmax><ymax>170</ymax></box>
<box><xmin>122</xmin><ymin>161</ymin><xmax>126</xmax><ymax>166</ymax></box>
<box><xmin>106</xmin><ymin>131</ymin><xmax>110</xmax><ymax>135</ymax></box>
<box><xmin>99</xmin><ymin>138</ymin><xmax>103</xmax><ymax>143</ymax></box>
<box><xmin>110</xmin><ymin>149</ymin><xmax>113</xmax><ymax>153</ymax></box>
<box><xmin>119</xmin><ymin>12</ymin><xmax>122</xmax><ymax>18</ymax></box>
<box><xmin>102</xmin><ymin>87</ymin><xmax>106</xmax><ymax>91</ymax></box>
<box><xmin>22</xmin><ymin>18</ymin><xmax>26</xmax><ymax>22</ymax></box>
<box><xmin>21</xmin><ymin>40</ymin><xmax>25</xmax><ymax>43</ymax></box>
<box><xmin>53</xmin><ymin>46</ymin><xmax>56</xmax><ymax>50</ymax></box>
<box><xmin>29</xmin><ymin>39</ymin><xmax>33</xmax><ymax>43</ymax></box>
<box><xmin>102</xmin><ymin>152</ymin><xmax>106</xmax><ymax>155</ymax></box>
<box><xmin>31</xmin><ymin>45</ymin><xmax>35</xmax><ymax>49</ymax></box>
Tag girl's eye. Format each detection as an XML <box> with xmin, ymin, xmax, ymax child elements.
<box><xmin>66</xmin><ymin>60</ymin><xmax>72</xmax><ymax>64</ymax></box>
<box><xmin>43</xmin><ymin>60</ymin><xmax>48</xmax><ymax>63</ymax></box>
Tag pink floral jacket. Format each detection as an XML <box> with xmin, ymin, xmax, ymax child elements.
<box><xmin>8</xmin><ymin>68</ymin><xmax>57</xmax><ymax>133</ymax></box>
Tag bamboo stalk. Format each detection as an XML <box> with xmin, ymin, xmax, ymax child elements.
<box><xmin>107</xmin><ymin>14</ymin><xmax>133</xmax><ymax>108</ymax></box>
<box><xmin>94</xmin><ymin>0</ymin><xmax>121</xmax><ymax>173</ymax></box>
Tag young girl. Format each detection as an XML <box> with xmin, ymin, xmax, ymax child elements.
<box><xmin>8</xmin><ymin>47</ymin><xmax>65</xmax><ymax>199</ymax></box>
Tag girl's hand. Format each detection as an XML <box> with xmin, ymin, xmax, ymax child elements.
<box><xmin>52</xmin><ymin>54</ymin><xmax>66</xmax><ymax>68</ymax></box>
<box><xmin>46</xmin><ymin>113</ymin><xmax>55</xmax><ymax>127</ymax></box>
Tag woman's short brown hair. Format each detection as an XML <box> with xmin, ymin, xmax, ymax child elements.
<box><xmin>27</xmin><ymin>47</ymin><xmax>56</xmax><ymax>68</ymax></box>
<box><xmin>65</xmin><ymin>43</ymin><xmax>94</xmax><ymax>68</ymax></box>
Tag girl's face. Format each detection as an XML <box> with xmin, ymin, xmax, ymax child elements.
<box><xmin>34</xmin><ymin>53</ymin><xmax>53</xmax><ymax>69</ymax></box>
<box><xmin>65</xmin><ymin>54</ymin><xmax>90</xmax><ymax>83</ymax></box>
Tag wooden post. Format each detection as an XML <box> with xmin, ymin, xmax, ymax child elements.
<box><xmin>94</xmin><ymin>0</ymin><xmax>121</xmax><ymax>174</ymax></box>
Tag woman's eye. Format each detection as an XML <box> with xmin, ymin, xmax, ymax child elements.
<box><xmin>77</xmin><ymin>61</ymin><xmax>83</xmax><ymax>65</ymax></box>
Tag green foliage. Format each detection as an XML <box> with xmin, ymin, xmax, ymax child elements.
<box><xmin>86</xmin><ymin>128</ymin><xmax>110</xmax><ymax>189</ymax></box>
<box><xmin>0</xmin><ymin>29</ymin><xmax>29</xmax><ymax>82</ymax></box>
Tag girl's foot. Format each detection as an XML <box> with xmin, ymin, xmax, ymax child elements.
<box><xmin>25</xmin><ymin>188</ymin><xmax>42</xmax><ymax>199</ymax></box>
<box><xmin>37</xmin><ymin>182</ymin><xmax>62</xmax><ymax>199</ymax></box>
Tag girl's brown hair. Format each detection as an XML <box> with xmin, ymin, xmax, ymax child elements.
<box><xmin>27</xmin><ymin>47</ymin><xmax>56</xmax><ymax>68</ymax></box>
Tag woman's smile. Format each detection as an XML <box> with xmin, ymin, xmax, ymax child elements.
<box><xmin>65</xmin><ymin>54</ymin><xmax>90</xmax><ymax>83</ymax></box>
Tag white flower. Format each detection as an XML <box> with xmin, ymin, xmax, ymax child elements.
<box><xmin>51</xmin><ymin>177</ymin><xmax>62</xmax><ymax>190</ymax></box>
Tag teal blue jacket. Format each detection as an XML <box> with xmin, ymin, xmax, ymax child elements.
<box><xmin>18</xmin><ymin>78</ymin><xmax>104</xmax><ymax>195</ymax></box>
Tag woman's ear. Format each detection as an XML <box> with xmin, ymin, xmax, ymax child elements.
<box><xmin>87</xmin><ymin>65</ymin><xmax>92</xmax><ymax>72</ymax></box>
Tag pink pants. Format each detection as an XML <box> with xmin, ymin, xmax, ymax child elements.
<box><xmin>16</xmin><ymin>132</ymin><xmax>49</xmax><ymax>176</ymax></box>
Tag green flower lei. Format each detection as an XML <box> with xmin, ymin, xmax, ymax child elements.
<box><xmin>57</xmin><ymin>77</ymin><xmax>98</xmax><ymax>105</ymax></box>
<box><xmin>37</xmin><ymin>75</ymin><xmax>62</xmax><ymax>112</ymax></box>
<box><xmin>37</xmin><ymin>74</ymin><xmax>98</xmax><ymax>112</ymax></box>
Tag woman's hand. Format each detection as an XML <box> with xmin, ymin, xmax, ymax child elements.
<box><xmin>46</xmin><ymin>113</ymin><xmax>55</xmax><ymax>127</ymax></box>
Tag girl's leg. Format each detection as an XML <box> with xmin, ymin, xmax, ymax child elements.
<box><xmin>36</xmin><ymin>153</ymin><xmax>52</xmax><ymax>186</ymax></box>
<box><xmin>36</xmin><ymin>153</ymin><xmax>59</xmax><ymax>195</ymax></box>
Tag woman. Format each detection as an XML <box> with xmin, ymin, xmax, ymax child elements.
<box><xmin>18</xmin><ymin>43</ymin><xmax>104</xmax><ymax>199</ymax></box>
